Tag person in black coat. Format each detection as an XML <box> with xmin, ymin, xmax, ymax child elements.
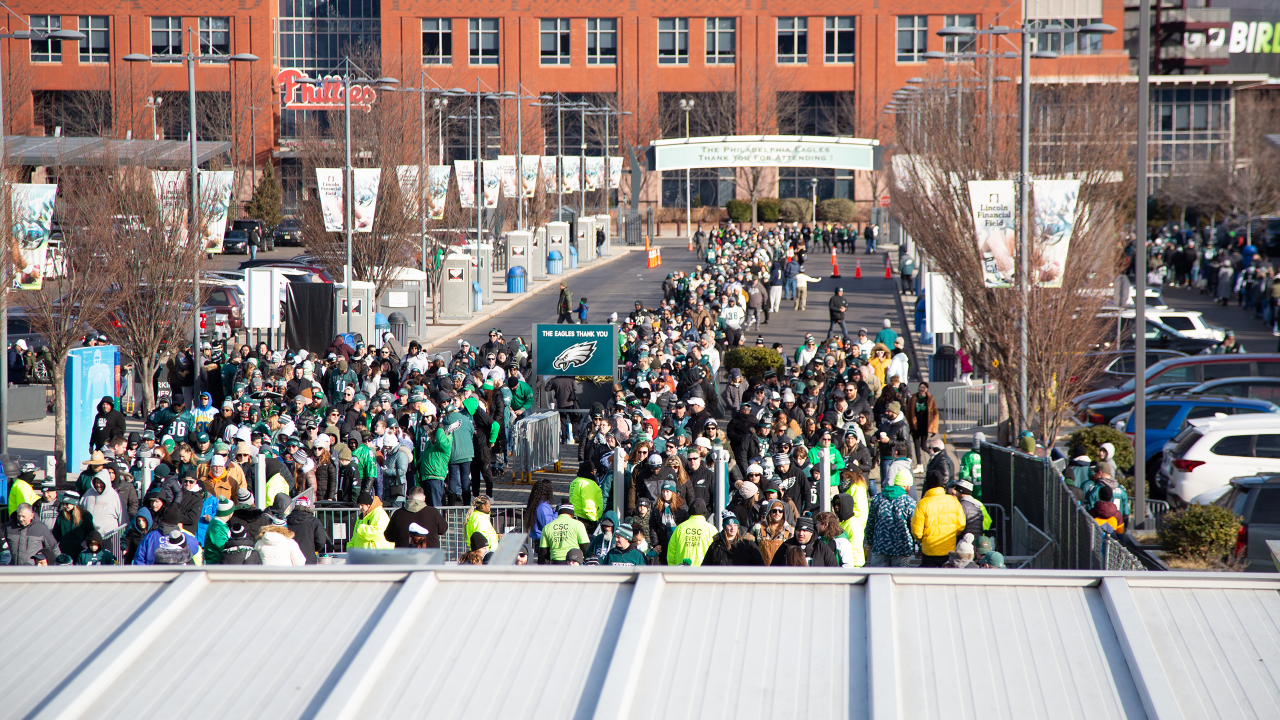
<box><xmin>703</xmin><ymin>515</ymin><xmax>765</xmax><ymax>566</ymax></box>
<box><xmin>89</xmin><ymin>396</ymin><xmax>127</xmax><ymax>452</ymax></box>
<box><xmin>467</xmin><ymin>398</ymin><xmax>497</xmax><ymax>502</ymax></box>
<box><xmin>285</xmin><ymin>498</ymin><xmax>330</xmax><ymax>563</ymax></box>
<box><xmin>770</xmin><ymin>516</ymin><xmax>838</xmax><ymax>567</ymax></box>
<box><xmin>547</xmin><ymin>375</ymin><xmax>578</xmax><ymax>442</ymax></box>
<box><xmin>384</xmin><ymin>488</ymin><xmax>448</xmax><ymax>548</ymax></box>
<box><xmin>176</xmin><ymin>472</ymin><xmax>205</xmax><ymax>532</ymax></box>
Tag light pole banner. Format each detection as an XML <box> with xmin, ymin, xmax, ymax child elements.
<box><xmin>455</xmin><ymin>160</ymin><xmax>476</xmax><ymax>208</ymax></box>
<box><xmin>198</xmin><ymin>170</ymin><xmax>235</xmax><ymax>254</ymax></box>
<box><xmin>608</xmin><ymin>157</ymin><xmax>623</xmax><ymax>191</ymax></box>
<box><xmin>967</xmin><ymin>180</ymin><xmax>1017</xmax><ymax>289</ymax></box>
<box><xmin>427</xmin><ymin>165</ymin><xmax>451</xmax><ymax>219</ymax></box>
<box><xmin>533</xmin><ymin>323</ymin><xmax>618</xmax><ymax>377</ymax></box>
<box><xmin>540</xmin><ymin>156</ymin><xmax>558</xmax><ymax>194</ymax></box>
<box><xmin>561</xmin><ymin>155</ymin><xmax>581</xmax><ymax>193</ymax></box>
<box><xmin>10</xmin><ymin>183</ymin><xmax>57</xmax><ymax>290</ymax></box>
<box><xmin>315</xmin><ymin>168</ymin><xmax>344</xmax><ymax>232</ymax></box>
<box><xmin>584</xmin><ymin>157</ymin><xmax>604</xmax><ymax>191</ymax></box>
<box><xmin>521</xmin><ymin>155</ymin><xmax>540</xmax><ymax>198</ymax></box>
<box><xmin>481</xmin><ymin>159</ymin><xmax>501</xmax><ymax>208</ymax></box>
<box><xmin>351</xmin><ymin>168</ymin><xmax>381</xmax><ymax>233</ymax></box>
<box><xmin>1031</xmin><ymin>179</ymin><xmax>1081</xmax><ymax>288</ymax></box>
<box><xmin>396</xmin><ymin>165</ymin><xmax>421</xmax><ymax>220</ymax></box>
<box><xmin>153</xmin><ymin>170</ymin><xmax>189</xmax><ymax>246</ymax></box>
<box><xmin>498</xmin><ymin>155</ymin><xmax>518</xmax><ymax>197</ymax></box>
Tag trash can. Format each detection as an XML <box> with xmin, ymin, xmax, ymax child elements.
<box><xmin>374</xmin><ymin>313</ymin><xmax>390</xmax><ymax>347</ymax></box>
<box><xmin>505</xmin><ymin>266</ymin><xmax>526</xmax><ymax>294</ymax></box>
<box><xmin>569</xmin><ymin>245</ymin><xmax>578</xmax><ymax>269</ymax></box>
<box><xmin>547</xmin><ymin>250</ymin><xmax>564</xmax><ymax>275</ymax></box>
<box><xmin>471</xmin><ymin>281</ymin><xmax>483</xmax><ymax>313</ymax></box>
<box><xmin>930</xmin><ymin>345</ymin><xmax>958</xmax><ymax>382</ymax></box>
<box><xmin>387</xmin><ymin>312</ymin><xmax>408</xmax><ymax>345</ymax></box>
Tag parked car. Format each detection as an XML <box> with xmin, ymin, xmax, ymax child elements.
<box><xmin>231</xmin><ymin>219</ymin><xmax>272</xmax><ymax>252</ymax></box>
<box><xmin>1074</xmin><ymin>350</ymin><xmax>1187</xmax><ymax>399</ymax></box>
<box><xmin>223</xmin><ymin>229</ymin><xmax>250</xmax><ymax>255</ymax></box>
<box><xmin>273</xmin><ymin>217</ymin><xmax>303</xmax><ymax>246</ymax></box>
<box><xmin>1119</xmin><ymin>395</ymin><xmax>1280</xmax><ymax>482</ymax></box>
<box><xmin>1102</xmin><ymin>308</ymin><xmax>1226</xmax><ymax>342</ymax></box>
<box><xmin>1113</xmin><ymin>317</ymin><xmax>1218</xmax><ymax>354</ymax></box>
<box><xmin>202</xmin><ymin>283</ymin><xmax>244</xmax><ymax>329</ymax></box>
<box><xmin>1213</xmin><ymin>475</ymin><xmax>1280</xmax><ymax>572</ymax></box>
<box><xmin>1184</xmin><ymin>376</ymin><xmax>1280</xmax><ymax>404</ymax></box>
<box><xmin>1077</xmin><ymin>355</ymin><xmax>1280</xmax><ymax>406</ymax></box>
<box><xmin>1077</xmin><ymin>381</ymin><xmax>1199</xmax><ymax>425</ymax></box>
<box><xmin>1159</xmin><ymin>415</ymin><xmax>1280</xmax><ymax>504</ymax></box>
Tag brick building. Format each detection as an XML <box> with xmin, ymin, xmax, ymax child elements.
<box><xmin>4</xmin><ymin>0</ymin><xmax>1133</xmax><ymax>212</ymax></box>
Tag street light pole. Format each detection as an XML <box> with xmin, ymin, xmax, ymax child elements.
<box><xmin>1018</xmin><ymin>8</ymin><xmax>1031</xmax><ymax>430</ymax></box>
<box><xmin>1133</xmin><ymin>0</ymin><xmax>1151</xmax><ymax>528</ymax></box>
<box><xmin>680</xmin><ymin>99</ymin><xmax>695</xmax><ymax>239</ymax></box>
<box><xmin>249</xmin><ymin>105</ymin><xmax>260</xmax><ymax>187</ymax></box>
<box><xmin>0</xmin><ymin>24</ymin><xmax>84</xmax><ymax>454</ymax></box>
<box><xmin>810</xmin><ymin>177</ymin><xmax>818</xmax><ymax>225</ymax></box>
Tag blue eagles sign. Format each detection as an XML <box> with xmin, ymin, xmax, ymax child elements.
<box><xmin>533</xmin><ymin>324</ymin><xmax>617</xmax><ymax>377</ymax></box>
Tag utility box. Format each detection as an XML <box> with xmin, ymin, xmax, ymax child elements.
<box><xmin>594</xmin><ymin>214</ymin><xmax>612</xmax><ymax>256</ymax></box>
<box><xmin>459</xmin><ymin>242</ymin><xmax>494</xmax><ymax>306</ymax></box>
<box><xmin>531</xmin><ymin>226</ymin><xmax>548</xmax><ymax>280</ymax></box>
<box><xmin>506</xmin><ymin>230</ymin><xmax>532</xmax><ymax>274</ymax></box>
<box><xmin>439</xmin><ymin>253</ymin><xmax>473</xmax><ymax>320</ymax></box>
<box><xmin>377</xmin><ymin>269</ymin><xmax>427</xmax><ymax>343</ymax></box>
<box><xmin>547</xmin><ymin>221</ymin><xmax>569</xmax><ymax>264</ymax></box>
<box><xmin>334</xmin><ymin>280</ymin><xmax>376</xmax><ymax>341</ymax></box>
<box><xmin>577</xmin><ymin>216</ymin><xmax>596</xmax><ymax>263</ymax></box>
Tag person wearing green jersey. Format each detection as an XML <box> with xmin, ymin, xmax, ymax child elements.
<box><xmin>538</xmin><ymin>502</ymin><xmax>590</xmax><ymax>564</ymax></box>
<box><xmin>958</xmin><ymin>432</ymin><xmax>984</xmax><ymax>499</ymax></box>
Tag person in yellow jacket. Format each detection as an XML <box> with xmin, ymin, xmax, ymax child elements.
<box><xmin>8</xmin><ymin>470</ymin><xmax>40</xmax><ymax>516</ymax></box>
<box><xmin>348</xmin><ymin>491</ymin><xmax>393</xmax><ymax>549</ymax></box>
<box><xmin>666</xmin><ymin>498</ymin><xmax>716</xmax><ymax>566</ymax></box>
<box><xmin>569</xmin><ymin>465</ymin><xmax>604</xmax><ymax>533</ymax></box>
<box><xmin>464</xmin><ymin>494</ymin><xmax>500</xmax><ymax>553</ymax></box>
<box><xmin>910</xmin><ymin>471</ymin><xmax>966</xmax><ymax>567</ymax></box>
<box><xmin>836</xmin><ymin>471</ymin><xmax>870</xmax><ymax>567</ymax></box>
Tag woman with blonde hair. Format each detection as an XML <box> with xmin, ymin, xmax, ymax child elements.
<box><xmin>751</xmin><ymin>499</ymin><xmax>793</xmax><ymax>565</ymax></box>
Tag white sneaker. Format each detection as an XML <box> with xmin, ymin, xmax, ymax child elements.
<box><xmin>913</xmin><ymin>464</ymin><xmax>923</xmax><ymax>473</ymax></box>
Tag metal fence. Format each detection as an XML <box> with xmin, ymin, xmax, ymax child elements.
<box><xmin>103</xmin><ymin>523</ymin><xmax>128</xmax><ymax>562</ymax></box>
<box><xmin>510</xmin><ymin>411</ymin><xmax>562</xmax><ymax>478</ymax></box>
<box><xmin>313</xmin><ymin>503</ymin><xmax>525</xmax><ymax>561</ymax></box>
<box><xmin>982</xmin><ymin>443</ymin><xmax>1145</xmax><ymax>571</ymax></box>
<box><xmin>1011</xmin><ymin>507</ymin><xmax>1058</xmax><ymax>569</ymax></box>
<box><xmin>939</xmin><ymin>383</ymin><xmax>1001</xmax><ymax>433</ymax></box>
<box><xmin>1145</xmin><ymin>499</ymin><xmax>1171</xmax><ymax>531</ymax></box>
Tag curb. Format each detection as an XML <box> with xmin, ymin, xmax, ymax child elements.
<box><xmin>421</xmin><ymin>247</ymin><xmax>640</xmax><ymax>352</ymax></box>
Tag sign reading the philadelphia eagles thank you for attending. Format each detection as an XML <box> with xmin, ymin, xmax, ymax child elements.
<box><xmin>534</xmin><ymin>324</ymin><xmax>617</xmax><ymax>378</ymax></box>
<box><xmin>651</xmin><ymin>135</ymin><xmax>878</xmax><ymax>172</ymax></box>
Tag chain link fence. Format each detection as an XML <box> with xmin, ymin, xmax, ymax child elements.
<box><xmin>981</xmin><ymin>443</ymin><xmax>1145</xmax><ymax>571</ymax></box>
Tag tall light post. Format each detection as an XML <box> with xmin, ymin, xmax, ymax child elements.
<box><xmin>585</xmin><ymin>106</ymin><xmax>631</xmax><ymax>220</ymax></box>
<box><xmin>1133</xmin><ymin>0</ymin><xmax>1151</xmax><ymax>528</ymax></box>
<box><xmin>392</xmin><ymin>74</ymin><xmax>449</xmax><ymax>288</ymax></box>
<box><xmin>248</xmin><ymin>104</ymin><xmax>260</xmax><ymax>185</ymax></box>
<box><xmin>294</xmin><ymin>60</ymin><xmax>398</xmax><ymax>332</ymax></box>
<box><xmin>680</xmin><ymin>98</ymin><xmax>696</xmax><ymax>239</ymax></box>
<box><xmin>936</xmin><ymin>17</ymin><xmax>1114</xmax><ymax>433</ymax></box>
<box><xmin>444</xmin><ymin>80</ymin><xmax>499</xmax><ymax>252</ymax></box>
<box><xmin>809</xmin><ymin>177</ymin><xmax>818</xmax><ymax>224</ymax></box>
<box><xmin>125</xmin><ymin>32</ymin><xmax>258</xmax><ymax>399</ymax></box>
<box><xmin>487</xmin><ymin>87</ymin><xmax>541</xmax><ymax>230</ymax></box>
<box><xmin>530</xmin><ymin>94</ymin><xmax>589</xmax><ymax>224</ymax></box>
<box><xmin>0</xmin><ymin>21</ymin><xmax>84</xmax><ymax>454</ymax></box>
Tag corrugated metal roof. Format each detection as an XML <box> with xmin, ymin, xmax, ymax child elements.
<box><xmin>2</xmin><ymin>568</ymin><xmax>1278</xmax><ymax>720</ymax></box>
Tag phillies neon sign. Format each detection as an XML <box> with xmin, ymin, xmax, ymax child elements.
<box><xmin>277</xmin><ymin>69</ymin><xmax>378</xmax><ymax>112</ymax></box>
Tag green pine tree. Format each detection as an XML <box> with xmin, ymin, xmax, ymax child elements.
<box><xmin>246</xmin><ymin>162</ymin><xmax>284</xmax><ymax>230</ymax></box>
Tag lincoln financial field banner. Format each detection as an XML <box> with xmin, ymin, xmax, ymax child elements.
<box><xmin>652</xmin><ymin>136</ymin><xmax>877</xmax><ymax>172</ymax></box>
<box><xmin>967</xmin><ymin>180</ymin><xmax>1018</xmax><ymax>289</ymax></box>
<box><xmin>533</xmin><ymin>324</ymin><xmax>617</xmax><ymax>377</ymax></box>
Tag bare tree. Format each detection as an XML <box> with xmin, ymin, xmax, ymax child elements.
<box><xmin>891</xmin><ymin>75</ymin><xmax>1134</xmax><ymax>441</ymax></box>
<box><xmin>19</xmin><ymin>170</ymin><xmax>114</xmax><ymax>479</ymax></box>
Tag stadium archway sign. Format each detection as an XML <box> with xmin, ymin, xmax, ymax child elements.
<box><xmin>533</xmin><ymin>324</ymin><xmax>618</xmax><ymax>378</ymax></box>
<box><xmin>646</xmin><ymin>135</ymin><xmax>880</xmax><ymax>172</ymax></box>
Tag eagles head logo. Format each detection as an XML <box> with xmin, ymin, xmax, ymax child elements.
<box><xmin>552</xmin><ymin>341</ymin><xmax>597</xmax><ymax>371</ymax></box>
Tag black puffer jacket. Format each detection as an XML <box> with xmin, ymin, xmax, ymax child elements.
<box><xmin>769</xmin><ymin>536</ymin><xmax>838</xmax><ymax>567</ymax></box>
<box><xmin>703</xmin><ymin>531</ymin><xmax>765</xmax><ymax>566</ymax></box>
<box><xmin>286</xmin><ymin>508</ymin><xmax>329</xmax><ymax>563</ymax></box>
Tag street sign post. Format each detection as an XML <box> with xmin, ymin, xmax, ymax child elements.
<box><xmin>532</xmin><ymin>324</ymin><xmax>618</xmax><ymax>378</ymax></box>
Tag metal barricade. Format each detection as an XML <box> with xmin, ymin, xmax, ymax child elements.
<box><xmin>1145</xmin><ymin>499</ymin><xmax>1171</xmax><ymax>530</ymax></box>
<box><xmin>982</xmin><ymin>502</ymin><xmax>1007</xmax><ymax>554</ymax></box>
<box><xmin>510</xmin><ymin>411</ymin><xmax>562</xmax><ymax>480</ymax></box>
<box><xmin>102</xmin><ymin>523</ymin><xmax>128</xmax><ymax>563</ymax></box>
<box><xmin>939</xmin><ymin>383</ymin><xmax>1000</xmax><ymax>433</ymax></box>
<box><xmin>1011</xmin><ymin>507</ymin><xmax>1057</xmax><ymax>569</ymax></box>
<box><xmin>313</xmin><ymin>503</ymin><xmax>524</xmax><ymax>560</ymax></box>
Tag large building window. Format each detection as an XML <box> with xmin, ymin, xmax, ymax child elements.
<box><xmin>78</xmin><ymin>16</ymin><xmax>110</xmax><ymax>63</ymax></box>
<box><xmin>1028</xmin><ymin>18</ymin><xmax>1103</xmax><ymax>55</ymax></box>
<box><xmin>277</xmin><ymin>0</ymin><xmax>382</xmax><ymax>73</ymax></box>
<box><xmin>199</xmin><ymin>17</ymin><xmax>231</xmax><ymax>57</ymax></box>
<box><xmin>151</xmin><ymin>16</ymin><xmax>182</xmax><ymax>62</ymax></box>
<box><xmin>422</xmin><ymin>18</ymin><xmax>452</xmax><ymax>64</ymax></box>
<box><xmin>587</xmin><ymin>18</ymin><xmax>617</xmax><ymax>65</ymax></box>
<box><xmin>824</xmin><ymin>17</ymin><xmax>855</xmax><ymax>64</ymax></box>
<box><xmin>944</xmin><ymin>14</ymin><xmax>976</xmax><ymax>57</ymax></box>
<box><xmin>540</xmin><ymin>18</ymin><xmax>571</xmax><ymax>65</ymax></box>
<box><xmin>539</xmin><ymin>92</ymin><xmax>618</xmax><ymax>159</ymax></box>
<box><xmin>706</xmin><ymin>18</ymin><xmax>735</xmax><ymax>65</ymax></box>
<box><xmin>469</xmin><ymin>18</ymin><xmax>499</xmax><ymax>65</ymax></box>
<box><xmin>30</xmin><ymin>15</ymin><xmax>62</xmax><ymax>62</ymax></box>
<box><xmin>658</xmin><ymin>18</ymin><xmax>688</xmax><ymax>65</ymax></box>
<box><xmin>662</xmin><ymin>169</ymin><xmax>735</xmax><ymax>208</ymax></box>
<box><xmin>776</xmin><ymin>17</ymin><xmax>807</xmax><ymax>64</ymax></box>
<box><xmin>896</xmin><ymin>15</ymin><xmax>927</xmax><ymax>62</ymax></box>
<box><xmin>779</xmin><ymin>169</ymin><xmax>854</xmax><ymax>202</ymax></box>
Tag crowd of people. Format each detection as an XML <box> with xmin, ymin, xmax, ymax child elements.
<box><xmin>3</xmin><ymin>220</ymin><xmax>1007</xmax><ymax>569</ymax></box>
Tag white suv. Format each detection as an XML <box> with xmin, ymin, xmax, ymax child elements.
<box><xmin>1160</xmin><ymin>415</ymin><xmax>1280</xmax><ymax>504</ymax></box>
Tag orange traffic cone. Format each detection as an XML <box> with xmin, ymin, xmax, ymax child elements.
<box><xmin>832</xmin><ymin>258</ymin><xmax>841</xmax><ymax>279</ymax></box>
<box><xmin>830</xmin><ymin>247</ymin><xmax>837</xmax><ymax>267</ymax></box>
<box><xmin>884</xmin><ymin>259</ymin><xmax>892</xmax><ymax>278</ymax></box>
<box><xmin>854</xmin><ymin>260</ymin><xmax>862</xmax><ymax>279</ymax></box>
<box><xmin>688</xmin><ymin>233</ymin><xmax>693</xmax><ymax>252</ymax></box>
